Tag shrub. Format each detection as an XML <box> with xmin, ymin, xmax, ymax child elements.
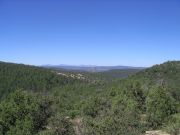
<box><xmin>0</xmin><ymin>90</ymin><xmax>53</xmax><ymax>135</ymax></box>
<box><xmin>164</xmin><ymin>113</ymin><xmax>180</xmax><ymax>135</ymax></box>
<box><xmin>146</xmin><ymin>87</ymin><xmax>177</xmax><ymax>128</ymax></box>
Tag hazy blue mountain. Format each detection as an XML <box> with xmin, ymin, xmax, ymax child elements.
<box><xmin>42</xmin><ymin>64</ymin><xmax>146</xmax><ymax>72</ymax></box>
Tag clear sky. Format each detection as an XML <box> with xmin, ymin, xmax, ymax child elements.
<box><xmin>0</xmin><ymin>0</ymin><xmax>180</xmax><ymax>67</ymax></box>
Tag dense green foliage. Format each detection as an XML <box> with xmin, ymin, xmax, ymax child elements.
<box><xmin>146</xmin><ymin>87</ymin><xmax>177</xmax><ymax>128</ymax></box>
<box><xmin>0</xmin><ymin>90</ymin><xmax>53</xmax><ymax>135</ymax></box>
<box><xmin>0</xmin><ymin>61</ymin><xmax>179</xmax><ymax>135</ymax></box>
<box><xmin>130</xmin><ymin>61</ymin><xmax>180</xmax><ymax>101</ymax></box>
<box><xmin>0</xmin><ymin>62</ymin><xmax>77</xmax><ymax>99</ymax></box>
<box><xmin>163</xmin><ymin>113</ymin><xmax>180</xmax><ymax>135</ymax></box>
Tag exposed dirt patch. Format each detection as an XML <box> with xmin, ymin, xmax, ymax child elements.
<box><xmin>145</xmin><ymin>130</ymin><xmax>170</xmax><ymax>135</ymax></box>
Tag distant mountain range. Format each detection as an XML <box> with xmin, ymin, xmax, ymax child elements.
<box><xmin>42</xmin><ymin>64</ymin><xmax>146</xmax><ymax>72</ymax></box>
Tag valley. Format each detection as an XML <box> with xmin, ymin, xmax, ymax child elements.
<box><xmin>0</xmin><ymin>61</ymin><xmax>179</xmax><ymax>135</ymax></box>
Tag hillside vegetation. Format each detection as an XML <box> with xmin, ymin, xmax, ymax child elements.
<box><xmin>0</xmin><ymin>62</ymin><xmax>78</xmax><ymax>99</ymax></box>
<box><xmin>0</xmin><ymin>61</ymin><xmax>179</xmax><ymax>135</ymax></box>
<box><xmin>130</xmin><ymin>61</ymin><xmax>180</xmax><ymax>101</ymax></box>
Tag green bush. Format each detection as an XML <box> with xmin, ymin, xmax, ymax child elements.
<box><xmin>82</xmin><ymin>97</ymin><xmax>104</xmax><ymax>118</ymax></box>
<box><xmin>164</xmin><ymin>113</ymin><xmax>180</xmax><ymax>135</ymax></box>
<box><xmin>0</xmin><ymin>90</ymin><xmax>53</xmax><ymax>135</ymax></box>
<box><xmin>146</xmin><ymin>86</ymin><xmax>177</xmax><ymax>128</ymax></box>
<box><xmin>84</xmin><ymin>110</ymin><xmax>144</xmax><ymax>135</ymax></box>
<box><xmin>38</xmin><ymin>115</ymin><xmax>75</xmax><ymax>135</ymax></box>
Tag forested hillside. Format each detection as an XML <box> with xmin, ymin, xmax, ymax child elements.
<box><xmin>53</xmin><ymin>68</ymin><xmax>141</xmax><ymax>83</ymax></box>
<box><xmin>0</xmin><ymin>62</ymin><xmax>78</xmax><ymax>99</ymax></box>
<box><xmin>0</xmin><ymin>61</ymin><xmax>179</xmax><ymax>135</ymax></box>
<box><xmin>130</xmin><ymin>61</ymin><xmax>180</xmax><ymax>101</ymax></box>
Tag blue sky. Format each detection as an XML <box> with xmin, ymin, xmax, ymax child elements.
<box><xmin>0</xmin><ymin>0</ymin><xmax>180</xmax><ymax>67</ymax></box>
